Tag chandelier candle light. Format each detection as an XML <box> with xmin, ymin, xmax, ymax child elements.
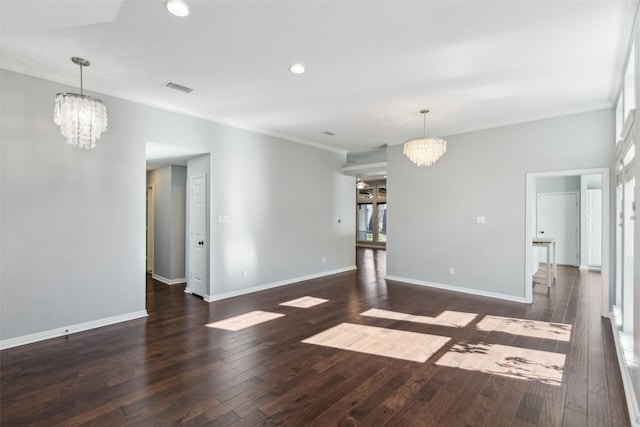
<box><xmin>403</xmin><ymin>109</ymin><xmax>446</xmax><ymax>167</ymax></box>
<box><xmin>53</xmin><ymin>57</ymin><xmax>108</xmax><ymax>149</ymax></box>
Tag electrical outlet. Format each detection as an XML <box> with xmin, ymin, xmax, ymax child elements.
<box><xmin>242</xmin><ymin>270</ymin><xmax>248</xmax><ymax>278</ymax></box>
<box><xmin>322</xmin><ymin>257</ymin><xmax>327</xmax><ymax>264</ymax></box>
<box><xmin>448</xmin><ymin>267</ymin><xmax>455</xmax><ymax>275</ymax></box>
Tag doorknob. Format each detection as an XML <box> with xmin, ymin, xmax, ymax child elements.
<box><xmin>198</xmin><ymin>241</ymin><xmax>204</xmax><ymax>246</ymax></box>
<box><xmin>539</xmin><ymin>231</ymin><xmax>545</xmax><ymax>234</ymax></box>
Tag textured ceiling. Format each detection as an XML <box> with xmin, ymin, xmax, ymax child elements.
<box><xmin>1</xmin><ymin>0</ymin><xmax>637</xmax><ymax>153</ymax></box>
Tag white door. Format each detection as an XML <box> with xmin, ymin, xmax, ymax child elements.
<box><xmin>189</xmin><ymin>174</ymin><xmax>207</xmax><ymax>297</ymax></box>
<box><xmin>537</xmin><ymin>192</ymin><xmax>579</xmax><ymax>266</ymax></box>
<box><xmin>586</xmin><ymin>189</ymin><xmax>602</xmax><ymax>266</ymax></box>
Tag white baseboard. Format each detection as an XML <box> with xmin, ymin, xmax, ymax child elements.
<box><xmin>152</xmin><ymin>274</ymin><xmax>187</xmax><ymax>285</ymax></box>
<box><xmin>204</xmin><ymin>266</ymin><xmax>357</xmax><ymax>302</ymax></box>
<box><xmin>384</xmin><ymin>275</ymin><xmax>527</xmax><ymax>304</ymax></box>
<box><xmin>0</xmin><ymin>310</ymin><xmax>148</xmax><ymax>350</ymax></box>
<box><xmin>608</xmin><ymin>316</ymin><xmax>640</xmax><ymax>427</ymax></box>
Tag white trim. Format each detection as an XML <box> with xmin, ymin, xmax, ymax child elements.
<box><xmin>0</xmin><ymin>310</ymin><xmax>148</xmax><ymax>350</ymax></box>
<box><xmin>609</xmin><ymin>316</ymin><xmax>640</xmax><ymax>427</ymax></box>
<box><xmin>152</xmin><ymin>274</ymin><xmax>187</xmax><ymax>285</ymax></box>
<box><xmin>204</xmin><ymin>266</ymin><xmax>357</xmax><ymax>302</ymax></box>
<box><xmin>384</xmin><ymin>275</ymin><xmax>527</xmax><ymax>304</ymax></box>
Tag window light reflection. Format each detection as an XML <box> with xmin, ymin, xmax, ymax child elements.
<box><xmin>360</xmin><ymin>308</ymin><xmax>477</xmax><ymax>328</ymax></box>
<box><xmin>435</xmin><ymin>342</ymin><xmax>565</xmax><ymax>386</ymax></box>
<box><xmin>205</xmin><ymin>310</ymin><xmax>284</xmax><ymax>331</ymax></box>
<box><xmin>475</xmin><ymin>316</ymin><xmax>572</xmax><ymax>342</ymax></box>
<box><xmin>302</xmin><ymin>322</ymin><xmax>450</xmax><ymax>363</ymax></box>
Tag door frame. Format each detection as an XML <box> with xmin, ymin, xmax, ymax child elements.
<box><xmin>586</xmin><ymin>188</ymin><xmax>603</xmax><ymax>267</ymax></box>
<box><xmin>525</xmin><ymin>167</ymin><xmax>610</xmax><ymax>316</ymax></box>
<box><xmin>146</xmin><ymin>184</ymin><xmax>154</xmax><ymax>273</ymax></box>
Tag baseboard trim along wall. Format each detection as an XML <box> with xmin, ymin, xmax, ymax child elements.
<box><xmin>204</xmin><ymin>266</ymin><xmax>358</xmax><ymax>302</ymax></box>
<box><xmin>0</xmin><ymin>310</ymin><xmax>149</xmax><ymax>350</ymax></box>
<box><xmin>384</xmin><ymin>275</ymin><xmax>527</xmax><ymax>304</ymax></box>
<box><xmin>152</xmin><ymin>274</ymin><xmax>187</xmax><ymax>285</ymax></box>
<box><xmin>609</xmin><ymin>316</ymin><xmax>640</xmax><ymax>427</ymax></box>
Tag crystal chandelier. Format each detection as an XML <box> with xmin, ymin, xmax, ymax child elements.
<box><xmin>403</xmin><ymin>109</ymin><xmax>446</xmax><ymax>167</ymax></box>
<box><xmin>53</xmin><ymin>57</ymin><xmax>108</xmax><ymax>149</ymax></box>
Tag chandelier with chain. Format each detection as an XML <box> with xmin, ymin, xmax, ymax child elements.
<box><xmin>403</xmin><ymin>109</ymin><xmax>446</xmax><ymax>167</ymax></box>
<box><xmin>53</xmin><ymin>57</ymin><xmax>108</xmax><ymax>149</ymax></box>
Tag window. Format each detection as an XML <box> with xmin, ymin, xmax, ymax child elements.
<box><xmin>357</xmin><ymin>204</ymin><xmax>374</xmax><ymax>241</ymax></box>
<box><xmin>356</xmin><ymin>180</ymin><xmax>387</xmax><ymax>246</ymax></box>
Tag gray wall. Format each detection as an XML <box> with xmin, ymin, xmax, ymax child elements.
<box><xmin>1</xmin><ymin>70</ymin><xmax>146</xmax><ymax>341</ymax></box>
<box><xmin>146</xmin><ymin>165</ymin><xmax>187</xmax><ymax>282</ymax></box>
<box><xmin>387</xmin><ymin>109</ymin><xmax>613</xmax><ymax>300</ymax></box>
<box><xmin>209</xmin><ymin>134</ymin><xmax>355</xmax><ymax>296</ymax></box>
<box><xmin>1</xmin><ymin>69</ymin><xmax>355</xmax><ymax>342</ymax></box>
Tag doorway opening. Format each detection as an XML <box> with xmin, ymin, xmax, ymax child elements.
<box><xmin>524</xmin><ymin>168</ymin><xmax>609</xmax><ymax>313</ymax></box>
<box><xmin>145</xmin><ymin>142</ymin><xmax>210</xmax><ymax>301</ymax></box>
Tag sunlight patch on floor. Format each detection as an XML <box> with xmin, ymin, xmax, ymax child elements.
<box><xmin>435</xmin><ymin>342</ymin><xmax>565</xmax><ymax>386</ymax></box>
<box><xmin>476</xmin><ymin>316</ymin><xmax>572</xmax><ymax>342</ymax></box>
<box><xmin>279</xmin><ymin>296</ymin><xmax>329</xmax><ymax>308</ymax></box>
<box><xmin>302</xmin><ymin>322</ymin><xmax>450</xmax><ymax>363</ymax></box>
<box><xmin>205</xmin><ymin>311</ymin><xmax>285</xmax><ymax>331</ymax></box>
<box><xmin>360</xmin><ymin>308</ymin><xmax>477</xmax><ymax>328</ymax></box>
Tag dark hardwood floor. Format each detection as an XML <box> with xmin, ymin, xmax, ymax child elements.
<box><xmin>1</xmin><ymin>249</ymin><xmax>630</xmax><ymax>426</ymax></box>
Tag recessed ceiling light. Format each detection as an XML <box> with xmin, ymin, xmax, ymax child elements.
<box><xmin>165</xmin><ymin>0</ymin><xmax>189</xmax><ymax>17</ymax></box>
<box><xmin>290</xmin><ymin>63</ymin><xmax>305</xmax><ymax>74</ymax></box>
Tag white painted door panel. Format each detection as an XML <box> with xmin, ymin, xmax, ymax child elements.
<box><xmin>190</xmin><ymin>174</ymin><xmax>206</xmax><ymax>297</ymax></box>
<box><xmin>537</xmin><ymin>192</ymin><xmax>578</xmax><ymax>266</ymax></box>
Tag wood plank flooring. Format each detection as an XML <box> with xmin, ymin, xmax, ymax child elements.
<box><xmin>1</xmin><ymin>249</ymin><xmax>630</xmax><ymax>426</ymax></box>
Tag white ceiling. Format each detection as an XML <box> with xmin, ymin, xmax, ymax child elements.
<box><xmin>1</xmin><ymin>0</ymin><xmax>637</xmax><ymax>153</ymax></box>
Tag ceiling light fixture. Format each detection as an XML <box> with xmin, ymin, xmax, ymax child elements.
<box><xmin>403</xmin><ymin>109</ymin><xmax>446</xmax><ymax>167</ymax></box>
<box><xmin>165</xmin><ymin>0</ymin><xmax>189</xmax><ymax>17</ymax></box>
<box><xmin>53</xmin><ymin>57</ymin><xmax>108</xmax><ymax>149</ymax></box>
<box><xmin>290</xmin><ymin>63</ymin><xmax>305</xmax><ymax>74</ymax></box>
<box><xmin>356</xmin><ymin>179</ymin><xmax>368</xmax><ymax>189</ymax></box>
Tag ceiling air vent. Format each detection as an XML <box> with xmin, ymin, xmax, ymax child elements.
<box><xmin>162</xmin><ymin>81</ymin><xmax>194</xmax><ymax>94</ymax></box>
